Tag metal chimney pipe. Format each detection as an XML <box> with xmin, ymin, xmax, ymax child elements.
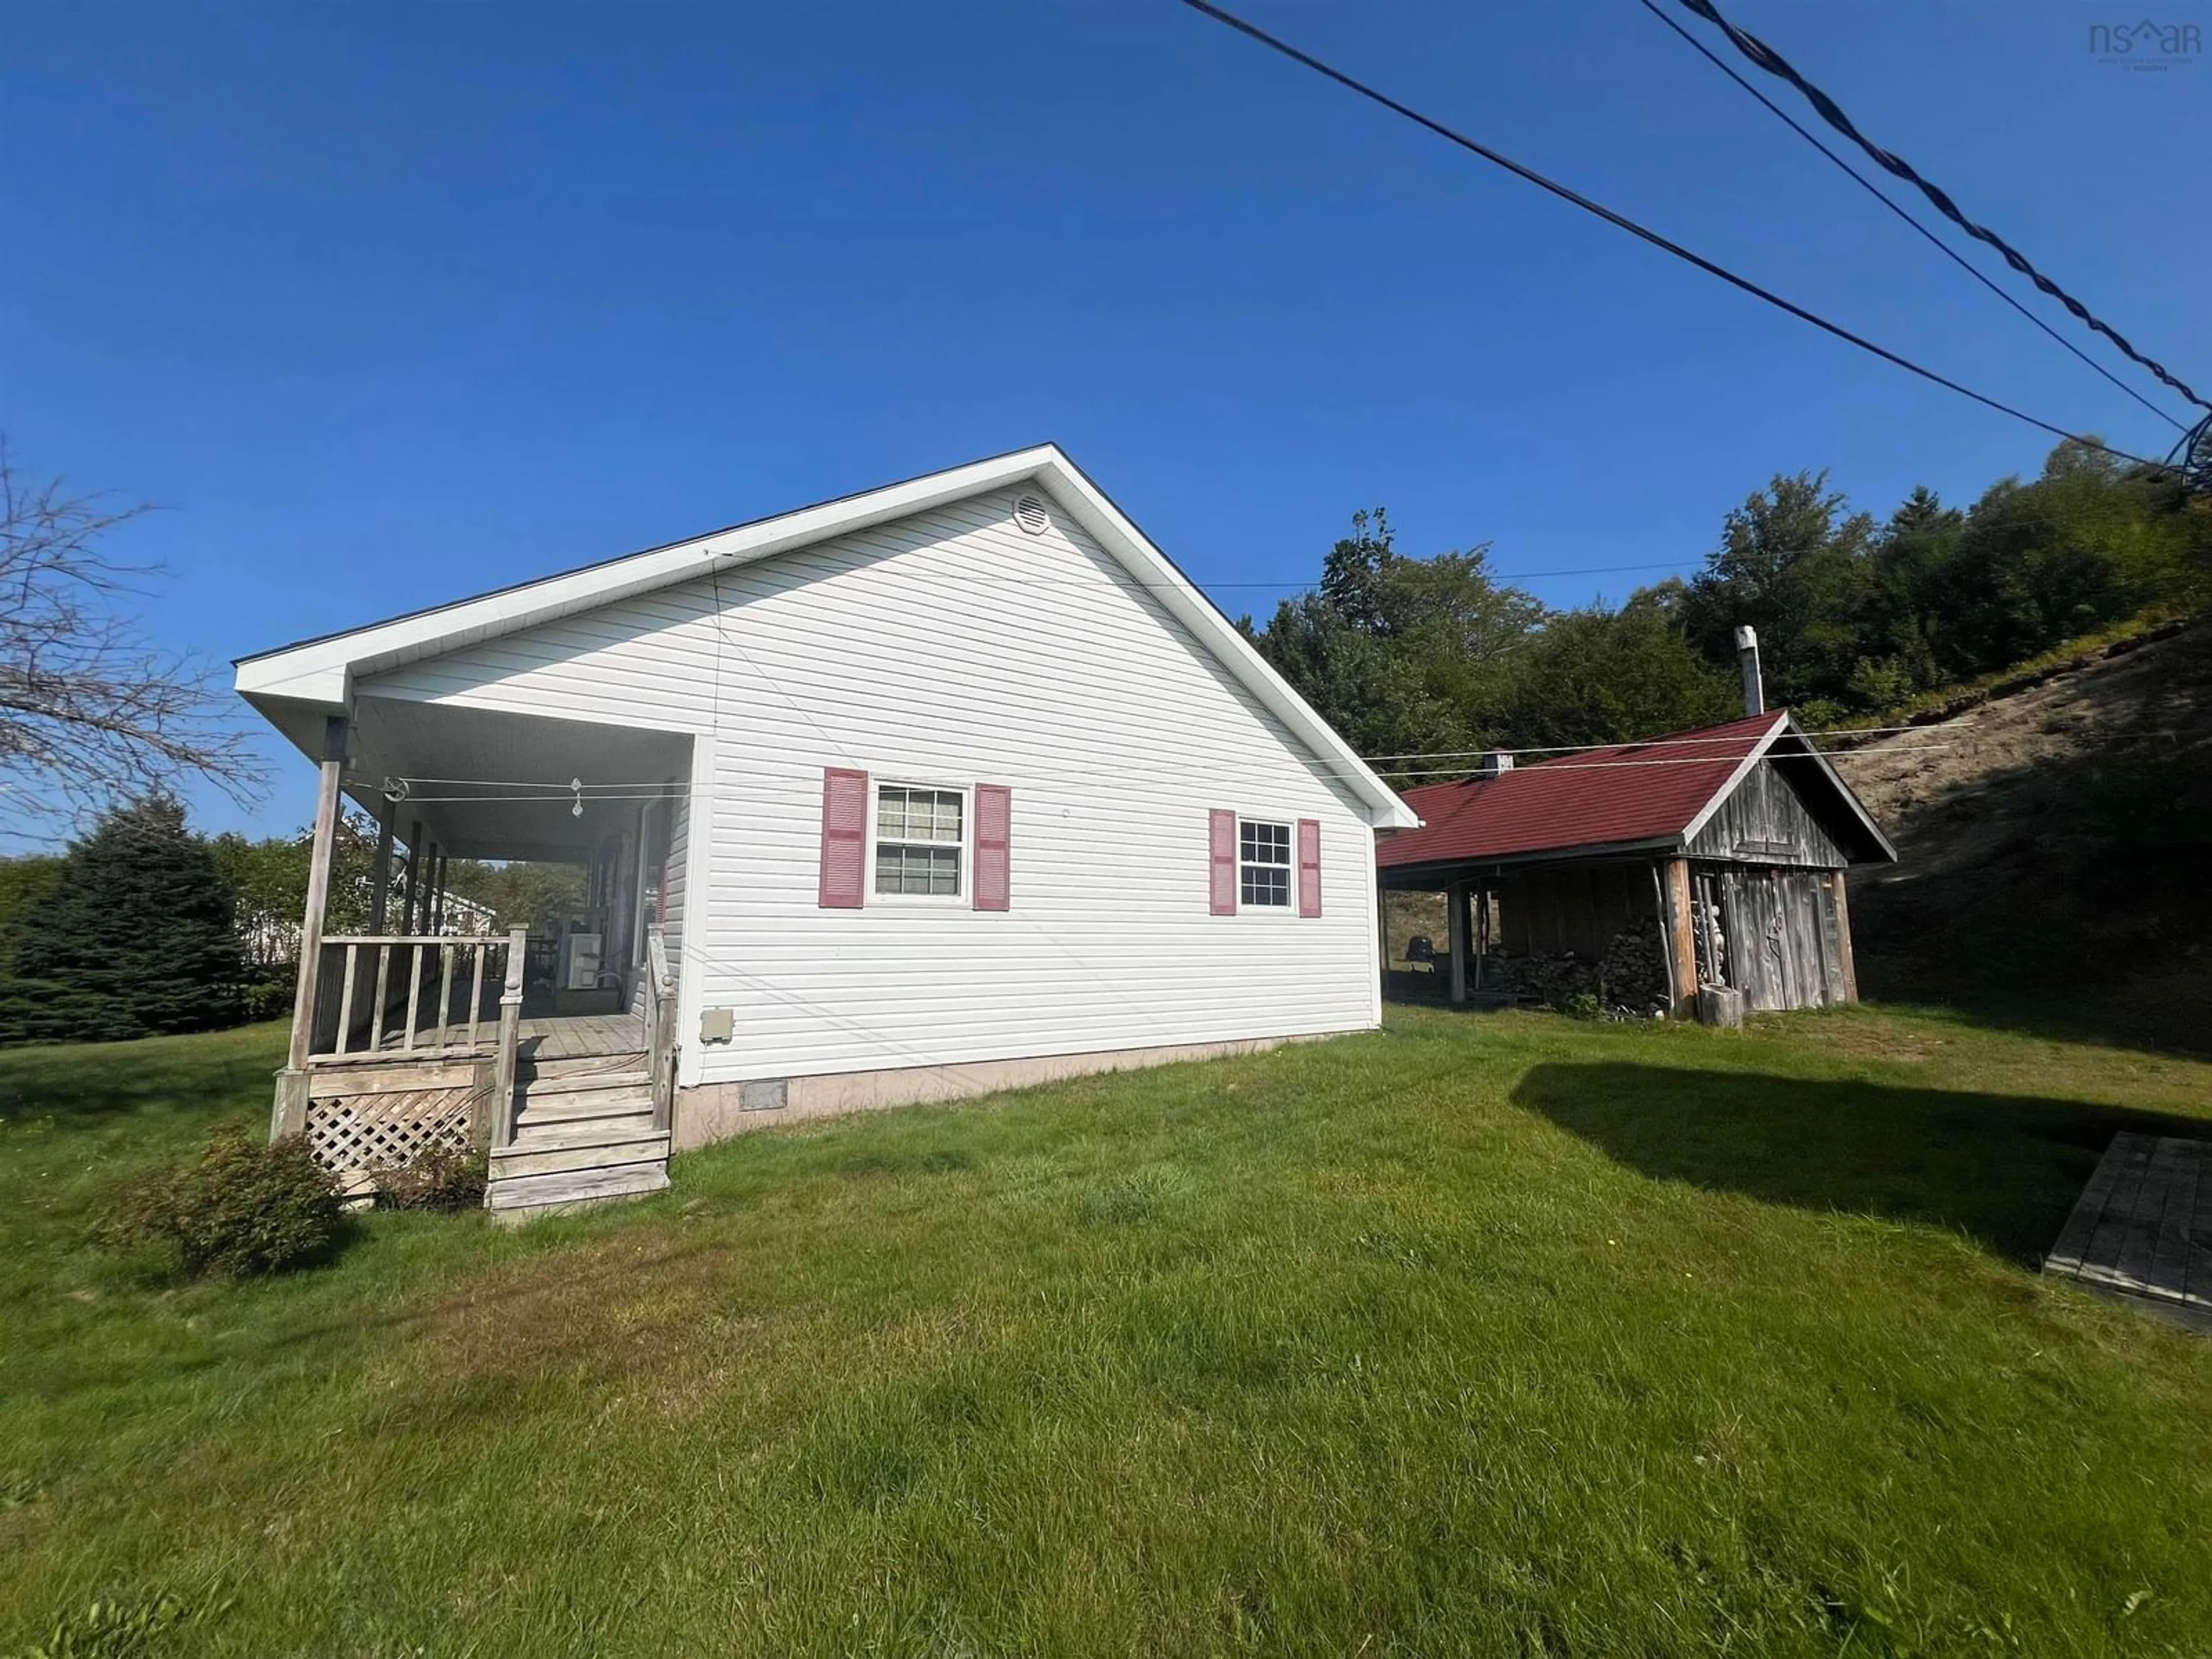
<box><xmin>1733</xmin><ymin>624</ymin><xmax>1765</xmax><ymax>717</ymax></box>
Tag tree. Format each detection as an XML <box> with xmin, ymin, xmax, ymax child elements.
<box><xmin>1501</xmin><ymin>603</ymin><xmax>1738</xmax><ymax>751</ymax></box>
<box><xmin>442</xmin><ymin>859</ymin><xmax>586</xmax><ymax>933</ymax></box>
<box><xmin>207</xmin><ymin>810</ymin><xmax>382</xmax><ymax>969</ymax></box>
<box><xmin>0</xmin><ymin>853</ymin><xmax>63</xmax><ymax>979</ymax></box>
<box><xmin>1</xmin><ymin>439</ymin><xmax>263</xmax><ymax>840</ymax></box>
<box><xmin>1252</xmin><ymin>510</ymin><xmax>1541</xmax><ymax>758</ymax></box>
<box><xmin>1678</xmin><ymin>471</ymin><xmax>1879</xmax><ymax>713</ymax></box>
<box><xmin>0</xmin><ymin>795</ymin><xmax>244</xmax><ymax>1043</ymax></box>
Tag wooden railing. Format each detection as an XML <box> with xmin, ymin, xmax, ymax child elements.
<box><xmin>643</xmin><ymin>925</ymin><xmax>678</xmax><ymax>1133</ymax></box>
<box><xmin>310</xmin><ymin>932</ymin><xmax>518</xmax><ymax>1062</ymax></box>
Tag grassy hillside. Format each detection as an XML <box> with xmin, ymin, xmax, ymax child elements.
<box><xmin>1844</xmin><ymin>620</ymin><xmax>2212</xmax><ymax>1052</ymax></box>
<box><xmin>5</xmin><ymin>1009</ymin><xmax>2211</xmax><ymax>1656</ymax></box>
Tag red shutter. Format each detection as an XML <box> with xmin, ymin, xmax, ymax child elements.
<box><xmin>819</xmin><ymin>767</ymin><xmax>869</xmax><ymax>908</ymax></box>
<box><xmin>974</xmin><ymin>784</ymin><xmax>1011</xmax><ymax>911</ymax></box>
<box><xmin>1297</xmin><ymin>817</ymin><xmax>1322</xmax><ymax>917</ymax></box>
<box><xmin>1209</xmin><ymin>809</ymin><xmax>1237</xmax><ymax>915</ymax></box>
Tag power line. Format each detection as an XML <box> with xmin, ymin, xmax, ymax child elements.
<box><xmin>1376</xmin><ymin>746</ymin><xmax>1957</xmax><ymax>781</ymax></box>
<box><xmin>1174</xmin><ymin>0</ymin><xmax>2166</xmax><ymax>469</ymax></box>
<box><xmin>1668</xmin><ymin>0</ymin><xmax>2208</xmax><ymax>415</ymax></box>
<box><xmin>365</xmin><ymin>722</ymin><xmax>1979</xmax><ymax>802</ymax></box>
<box><xmin>1358</xmin><ymin>721</ymin><xmax>1962</xmax><ymax>762</ymax></box>
<box><xmin>1636</xmin><ymin>0</ymin><xmax>2189</xmax><ymax>433</ymax></box>
<box><xmin>365</xmin><ymin>737</ymin><xmax>1964</xmax><ymax>807</ymax></box>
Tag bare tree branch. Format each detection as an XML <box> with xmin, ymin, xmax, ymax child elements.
<box><xmin>0</xmin><ymin>435</ymin><xmax>267</xmax><ymax>838</ymax></box>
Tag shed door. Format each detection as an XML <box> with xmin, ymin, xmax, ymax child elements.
<box><xmin>1716</xmin><ymin>868</ymin><xmax>1843</xmax><ymax>1011</ymax></box>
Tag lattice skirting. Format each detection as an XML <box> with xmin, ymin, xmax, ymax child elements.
<box><xmin>304</xmin><ymin>1061</ymin><xmax>491</xmax><ymax>1187</ymax></box>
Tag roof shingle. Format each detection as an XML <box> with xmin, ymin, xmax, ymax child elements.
<box><xmin>1376</xmin><ymin>712</ymin><xmax>1785</xmax><ymax>870</ymax></box>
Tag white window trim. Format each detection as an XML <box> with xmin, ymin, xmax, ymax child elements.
<box><xmin>1237</xmin><ymin>815</ymin><xmax>1295</xmax><ymax>912</ymax></box>
<box><xmin>866</xmin><ymin>779</ymin><xmax>973</xmax><ymax>907</ymax></box>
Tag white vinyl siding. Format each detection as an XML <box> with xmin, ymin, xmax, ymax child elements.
<box><xmin>359</xmin><ymin>487</ymin><xmax>1381</xmax><ymax>1084</ymax></box>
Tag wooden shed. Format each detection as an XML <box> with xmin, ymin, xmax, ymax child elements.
<box><xmin>1376</xmin><ymin>712</ymin><xmax>1896</xmax><ymax>1017</ymax></box>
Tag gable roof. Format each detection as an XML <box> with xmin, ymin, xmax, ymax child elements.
<box><xmin>1377</xmin><ymin>711</ymin><xmax>1896</xmax><ymax>872</ymax></box>
<box><xmin>233</xmin><ymin>444</ymin><xmax>1419</xmax><ymax>829</ymax></box>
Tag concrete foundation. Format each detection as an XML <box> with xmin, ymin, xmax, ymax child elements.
<box><xmin>671</xmin><ymin>1031</ymin><xmax>1357</xmax><ymax>1152</ymax></box>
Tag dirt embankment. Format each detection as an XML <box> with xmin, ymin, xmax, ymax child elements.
<box><xmin>1834</xmin><ymin>620</ymin><xmax>2212</xmax><ymax>1048</ymax></box>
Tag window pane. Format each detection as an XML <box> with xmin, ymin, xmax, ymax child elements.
<box><xmin>875</xmin><ymin>839</ymin><xmax>963</xmax><ymax>896</ymax></box>
<box><xmin>878</xmin><ymin>787</ymin><xmax>909</xmax><ymax>840</ymax></box>
<box><xmin>1241</xmin><ymin>865</ymin><xmax>1289</xmax><ymax>907</ymax></box>
<box><xmin>1240</xmin><ymin>819</ymin><xmax>1290</xmax><ymax>866</ymax></box>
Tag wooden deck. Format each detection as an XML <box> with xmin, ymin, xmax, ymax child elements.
<box><xmin>517</xmin><ymin>1013</ymin><xmax>646</xmax><ymax>1060</ymax></box>
<box><xmin>366</xmin><ymin>1011</ymin><xmax>646</xmax><ymax>1062</ymax></box>
<box><xmin>2044</xmin><ymin>1132</ymin><xmax>2212</xmax><ymax>1325</ymax></box>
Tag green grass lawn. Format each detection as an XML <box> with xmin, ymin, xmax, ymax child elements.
<box><xmin>3</xmin><ymin>1006</ymin><xmax>2210</xmax><ymax>1657</ymax></box>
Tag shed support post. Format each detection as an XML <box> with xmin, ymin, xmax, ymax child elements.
<box><xmin>1830</xmin><ymin>871</ymin><xmax>1859</xmax><ymax>1003</ymax></box>
<box><xmin>274</xmin><ymin>714</ymin><xmax>349</xmax><ymax>1140</ymax></box>
<box><xmin>1473</xmin><ymin>888</ymin><xmax>1487</xmax><ymax>991</ymax></box>
<box><xmin>1660</xmin><ymin>857</ymin><xmax>1699</xmax><ymax>1020</ymax></box>
<box><xmin>1447</xmin><ymin>879</ymin><xmax>1470</xmax><ymax>1005</ymax></box>
<box><xmin>368</xmin><ymin>805</ymin><xmax>395</xmax><ymax>934</ymax></box>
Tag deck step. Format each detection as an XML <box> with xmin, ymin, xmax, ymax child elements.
<box><xmin>515</xmin><ymin>1067</ymin><xmax>651</xmax><ymax>1098</ymax></box>
<box><xmin>507</xmin><ymin>1117</ymin><xmax>664</xmax><ymax>1152</ymax></box>
<box><xmin>491</xmin><ymin>1130</ymin><xmax>669</xmax><ymax>1180</ymax></box>
<box><xmin>513</xmin><ymin>1096</ymin><xmax>653</xmax><ymax>1130</ymax></box>
<box><xmin>488</xmin><ymin>1161</ymin><xmax>671</xmax><ymax>1221</ymax></box>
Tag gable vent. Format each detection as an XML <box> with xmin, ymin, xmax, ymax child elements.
<box><xmin>1012</xmin><ymin>494</ymin><xmax>1051</xmax><ymax>536</ymax></box>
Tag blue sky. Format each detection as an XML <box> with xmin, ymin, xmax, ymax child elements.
<box><xmin>3</xmin><ymin>1</ymin><xmax>2203</xmax><ymax>842</ymax></box>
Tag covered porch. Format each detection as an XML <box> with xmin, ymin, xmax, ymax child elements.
<box><xmin>260</xmin><ymin>694</ymin><xmax>692</xmax><ymax>1198</ymax></box>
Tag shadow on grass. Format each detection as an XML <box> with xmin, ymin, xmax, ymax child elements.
<box><xmin>1511</xmin><ymin>1062</ymin><xmax>2209</xmax><ymax>1266</ymax></box>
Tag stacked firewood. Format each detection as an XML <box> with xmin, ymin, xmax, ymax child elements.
<box><xmin>1598</xmin><ymin>922</ymin><xmax>1671</xmax><ymax>1016</ymax></box>
<box><xmin>1485</xmin><ymin>952</ymin><xmax>1597</xmax><ymax>1008</ymax></box>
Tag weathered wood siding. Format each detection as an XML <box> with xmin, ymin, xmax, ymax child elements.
<box><xmin>1686</xmin><ymin>760</ymin><xmax>1847</xmax><ymax>868</ymax></box>
<box><xmin>1496</xmin><ymin>862</ymin><xmax>1658</xmax><ymax>959</ymax></box>
<box><xmin>1705</xmin><ymin>864</ymin><xmax>1848</xmax><ymax>1010</ymax></box>
<box><xmin>357</xmin><ymin>487</ymin><xmax>1382</xmax><ymax>1087</ymax></box>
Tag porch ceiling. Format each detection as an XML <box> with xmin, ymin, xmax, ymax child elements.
<box><xmin>341</xmin><ymin>698</ymin><xmax>691</xmax><ymax>861</ymax></box>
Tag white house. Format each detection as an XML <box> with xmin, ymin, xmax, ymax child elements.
<box><xmin>235</xmin><ymin>445</ymin><xmax>1416</xmax><ymax>1217</ymax></box>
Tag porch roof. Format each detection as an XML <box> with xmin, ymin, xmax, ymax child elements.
<box><xmin>338</xmin><ymin>697</ymin><xmax>689</xmax><ymax>862</ymax></box>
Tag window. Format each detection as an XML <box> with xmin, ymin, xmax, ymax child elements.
<box><xmin>1239</xmin><ymin>819</ymin><xmax>1291</xmax><ymax>907</ymax></box>
<box><xmin>874</xmin><ymin>785</ymin><xmax>965</xmax><ymax>897</ymax></box>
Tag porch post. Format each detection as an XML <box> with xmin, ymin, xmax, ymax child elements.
<box><xmin>415</xmin><ymin>841</ymin><xmax>437</xmax><ymax>933</ymax></box>
<box><xmin>273</xmin><ymin>714</ymin><xmax>349</xmax><ymax>1139</ymax></box>
<box><xmin>1447</xmin><ymin>878</ymin><xmax>1470</xmax><ymax>1004</ymax></box>
<box><xmin>430</xmin><ymin>849</ymin><xmax>448</xmax><ymax>934</ymax></box>
<box><xmin>368</xmin><ymin>804</ymin><xmax>395</xmax><ymax>934</ymax></box>
<box><xmin>402</xmin><ymin>817</ymin><xmax>423</xmax><ymax>931</ymax></box>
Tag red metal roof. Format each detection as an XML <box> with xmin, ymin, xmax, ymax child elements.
<box><xmin>1376</xmin><ymin>712</ymin><xmax>1787</xmax><ymax>870</ymax></box>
